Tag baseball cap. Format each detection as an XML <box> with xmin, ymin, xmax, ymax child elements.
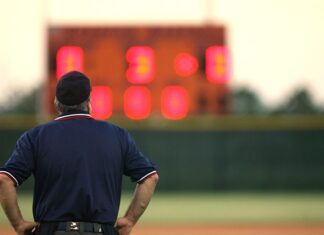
<box><xmin>56</xmin><ymin>71</ymin><xmax>91</xmax><ymax>106</ymax></box>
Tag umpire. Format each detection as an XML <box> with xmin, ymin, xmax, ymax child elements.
<box><xmin>0</xmin><ymin>71</ymin><xmax>158</xmax><ymax>235</ymax></box>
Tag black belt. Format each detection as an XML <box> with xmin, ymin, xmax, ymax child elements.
<box><xmin>57</xmin><ymin>222</ymin><xmax>103</xmax><ymax>233</ymax></box>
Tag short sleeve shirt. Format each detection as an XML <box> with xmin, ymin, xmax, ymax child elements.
<box><xmin>0</xmin><ymin>112</ymin><xmax>157</xmax><ymax>224</ymax></box>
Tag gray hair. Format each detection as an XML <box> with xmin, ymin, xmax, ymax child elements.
<box><xmin>54</xmin><ymin>97</ymin><xmax>90</xmax><ymax>114</ymax></box>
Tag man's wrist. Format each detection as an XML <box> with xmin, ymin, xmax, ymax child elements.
<box><xmin>124</xmin><ymin>215</ymin><xmax>136</xmax><ymax>226</ymax></box>
<box><xmin>12</xmin><ymin>219</ymin><xmax>25</xmax><ymax>231</ymax></box>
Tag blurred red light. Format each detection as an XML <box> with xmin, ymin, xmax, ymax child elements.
<box><xmin>206</xmin><ymin>46</ymin><xmax>229</xmax><ymax>83</ymax></box>
<box><xmin>124</xmin><ymin>86</ymin><xmax>151</xmax><ymax>120</ymax></box>
<box><xmin>174</xmin><ymin>53</ymin><xmax>198</xmax><ymax>77</ymax></box>
<box><xmin>126</xmin><ymin>46</ymin><xmax>155</xmax><ymax>84</ymax></box>
<box><xmin>90</xmin><ymin>86</ymin><xmax>112</xmax><ymax>120</ymax></box>
<box><xmin>161</xmin><ymin>86</ymin><xmax>189</xmax><ymax>120</ymax></box>
<box><xmin>56</xmin><ymin>46</ymin><xmax>84</xmax><ymax>80</ymax></box>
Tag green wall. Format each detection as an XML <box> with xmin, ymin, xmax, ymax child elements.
<box><xmin>1</xmin><ymin>128</ymin><xmax>324</xmax><ymax>191</ymax></box>
<box><xmin>131</xmin><ymin>130</ymin><xmax>324</xmax><ymax>190</ymax></box>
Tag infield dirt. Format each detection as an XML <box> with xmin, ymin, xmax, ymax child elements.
<box><xmin>1</xmin><ymin>224</ymin><xmax>324</xmax><ymax>235</ymax></box>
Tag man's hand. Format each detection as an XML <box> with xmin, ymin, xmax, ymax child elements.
<box><xmin>116</xmin><ymin>174</ymin><xmax>158</xmax><ymax>235</ymax></box>
<box><xmin>15</xmin><ymin>220</ymin><xmax>37</xmax><ymax>235</ymax></box>
<box><xmin>0</xmin><ymin>174</ymin><xmax>36</xmax><ymax>235</ymax></box>
<box><xmin>115</xmin><ymin>217</ymin><xmax>134</xmax><ymax>235</ymax></box>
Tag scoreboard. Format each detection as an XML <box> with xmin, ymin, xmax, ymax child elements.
<box><xmin>47</xmin><ymin>26</ymin><xmax>230</xmax><ymax>120</ymax></box>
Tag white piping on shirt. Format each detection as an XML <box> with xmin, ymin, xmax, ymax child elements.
<box><xmin>137</xmin><ymin>170</ymin><xmax>157</xmax><ymax>183</ymax></box>
<box><xmin>54</xmin><ymin>113</ymin><xmax>92</xmax><ymax>121</ymax></box>
<box><xmin>0</xmin><ymin>171</ymin><xmax>19</xmax><ymax>186</ymax></box>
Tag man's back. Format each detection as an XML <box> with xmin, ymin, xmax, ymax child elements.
<box><xmin>34</xmin><ymin>116</ymin><xmax>124</xmax><ymax>223</ymax></box>
<box><xmin>3</xmin><ymin>113</ymin><xmax>156</xmax><ymax>224</ymax></box>
<box><xmin>0</xmin><ymin>71</ymin><xmax>158</xmax><ymax>235</ymax></box>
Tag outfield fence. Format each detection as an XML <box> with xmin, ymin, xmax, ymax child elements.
<box><xmin>1</xmin><ymin>115</ymin><xmax>324</xmax><ymax>191</ymax></box>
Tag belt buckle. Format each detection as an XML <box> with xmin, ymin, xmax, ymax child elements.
<box><xmin>68</xmin><ymin>222</ymin><xmax>80</xmax><ymax>231</ymax></box>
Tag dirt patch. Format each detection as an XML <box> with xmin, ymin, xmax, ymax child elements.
<box><xmin>132</xmin><ymin>224</ymin><xmax>324</xmax><ymax>235</ymax></box>
<box><xmin>1</xmin><ymin>224</ymin><xmax>324</xmax><ymax>235</ymax></box>
<box><xmin>0</xmin><ymin>226</ymin><xmax>14</xmax><ymax>235</ymax></box>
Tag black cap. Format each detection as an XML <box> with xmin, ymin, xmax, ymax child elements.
<box><xmin>56</xmin><ymin>71</ymin><xmax>91</xmax><ymax>106</ymax></box>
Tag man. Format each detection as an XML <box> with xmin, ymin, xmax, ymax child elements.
<box><xmin>0</xmin><ymin>71</ymin><xmax>158</xmax><ymax>235</ymax></box>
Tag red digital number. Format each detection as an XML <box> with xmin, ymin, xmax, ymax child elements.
<box><xmin>56</xmin><ymin>46</ymin><xmax>84</xmax><ymax>80</ymax></box>
<box><xmin>205</xmin><ymin>46</ymin><xmax>229</xmax><ymax>83</ymax></box>
<box><xmin>124</xmin><ymin>86</ymin><xmax>151</xmax><ymax>120</ymax></box>
<box><xmin>126</xmin><ymin>46</ymin><xmax>155</xmax><ymax>84</ymax></box>
<box><xmin>161</xmin><ymin>86</ymin><xmax>189</xmax><ymax>120</ymax></box>
<box><xmin>174</xmin><ymin>53</ymin><xmax>198</xmax><ymax>77</ymax></box>
<box><xmin>90</xmin><ymin>86</ymin><xmax>113</xmax><ymax>120</ymax></box>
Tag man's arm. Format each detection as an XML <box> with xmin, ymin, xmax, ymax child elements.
<box><xmin>0</xmin><ymin>174</ymin><xmax>36</xmax><ymax>235</ymax></box>
<box><xmin>116</xmin><ymin>173</ymin><xmax>159</xmax><ymax>235</ymax></box>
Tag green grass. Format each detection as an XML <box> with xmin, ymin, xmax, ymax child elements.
<box><xmin>136</xmin><ymin>192</ymin><xmax>324</xmax><ymax>224</ymax></box>
<box><xmin>1</xmin><ymin>192</ymin><xmax>324</xmax><ymax>226</ymax></box>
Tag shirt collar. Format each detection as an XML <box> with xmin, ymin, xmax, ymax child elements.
<box><xmin>55</xmin><ymin>110</ymin><xmax>92</xmax><ymax>121</ymax></box>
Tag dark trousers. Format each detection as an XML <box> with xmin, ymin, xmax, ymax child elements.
<box><xmin>35</xmin><ymin>223</ymin><xmax>118</xmax><ymax>235</ymax></box>
<box><xmin>53</xmin><ymin>233</ymin><xmax>101</xmax><ymax>235</ymax></box>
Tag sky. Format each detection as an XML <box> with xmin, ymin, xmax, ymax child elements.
<box><xmin>0</xmin><ymin>0</ymin><xmax>324</xmax><ymax>106</ymax></box>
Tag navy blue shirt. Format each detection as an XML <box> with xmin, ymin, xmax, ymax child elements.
<box><xmin>0</xmin><ymin>112</ymin><xmax>157</xmax><ymax>224</ymax></box>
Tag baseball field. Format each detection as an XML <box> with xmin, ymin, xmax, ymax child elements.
<box><xmin>1</xmin><ymin>192</ymin><xmax>324</xmax><ymax>235</ymax></box>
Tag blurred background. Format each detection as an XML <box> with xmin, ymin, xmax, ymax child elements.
<box><xmin>1</xmin><ymin>0</ymin><xmax>324</xmax><ymax>234</ymax></box>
